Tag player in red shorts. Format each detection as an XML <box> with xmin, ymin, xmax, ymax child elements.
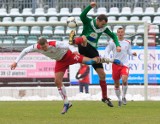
<box><xmin>104</xmin><ymin>27</ymin><xmax>137</xmax><ymax>106</ymax></box>
<box><xmin>10</xmin><ymin>38</ymin><xmax>121</xmax><ymax>114</ymax></box>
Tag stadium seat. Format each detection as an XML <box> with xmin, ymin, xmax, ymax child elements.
<box><xmin>136</xmin><ymin>25</ymin><xmax>144</xmax><ymax>34</ymax></box>
<box><xmin>27</xmin><ymin>36</ymin><xmax>38</xmax><ymax>44</ymax></box>
<box><xmin>2</xmin><ymin>17</ymin><xmax>12</xmax><ymax>22</ymax></box>
<box><xmin>60</xmin><ymin>16</ymin><xmax>69</xmax><ymax>22</ymax></box>
<box><xmin>125</xmin><ymin>25</ymin><xmax>136</xmax><ymax>34</ymax></box>
<box><xmin>9</xmin><ymin>8</ymin><xmax>20</xmax><ymax>16</ymax></box>
<box><xmin>71</xmin><ymin>7</ymin><xmax>82</xmax><ymax>16</ymax></box>
<box><xmin>118</xmin><ymin>16</ymin><xmax>128</xmax><ymax>21</ymax></box>
<box><xmin>149</xmin><ymin>25</ymin><xmax>159</xmax><ymax>34</ymax></box>
<box><xmin>54</xmin><ymin>26</ymin><xmax>65</xmax><ymax>35</ymax></box>
<box><xmin>130</xmin><ymin>16</ymin><xmax>139</xmax><ymax>21</ymax></box>
<box><xmin>98</xmin><ymin>35</ymin><xmax>109</xmax><ymax>46</ymax></box>
<box><xmin>132</xmin><ymin>7</ymin><xmax>143</xmax><ymax>16</ymax></box>
<box><xmin>144</xmin><ymin>7</ymin><xmax>155</xmax><ymax>16</ymax></box>
<box><xmin>96</xmin><ymin>7</ymin><xmax>107</xmax><ymax>15</ymax></box>
<box><xmin>108</xmin><ymin>7</ymin><xmax>120</xmax><ymax>16</ymax></box>
<box><xmin>0</xmin><ymin>26</ymin><xmax>6</xmax><ymax>35</ymax></box>
<box><xmin>42</xmin><ymin>26</ymin><xmax>53</xmax><ymax>35</ymax></box>
<box><xmin>87</xmin><ymin>8</ymin><xmax>95</xmax><ymax>16</ymax></box>
<box><xmin>14</xmin><ymin>17</ymin><xmax>24</xmax><ymax>22</ymax></box>
<box><xmin>37</xmin><ymin>16</ymin><xmax>47</xmax><ymax>22</ymax></box>
<box><xmin>132</xmin><ymin>35</ymin><xmax>143</xmax><ymax>46</ymax></box>
<box><xmin>34</xmin><ymin>8</ymin><xmax>45</xmax><ymax>16</ymax></box>
<box><xmin>142</xmin><ymin>16</ymin><xmax>151</xmax><ymax>23</ymax></box>
<box><xmin>108</xmin><ymin>16</ymin><xmax>116</xmax><ymax>21</ymax></box>
<box><xmin>59</xmin><ymin>8</ymin><xmax>70</xmax><ymax>16</ymax></box>
<box><xmin>3</xmin><ymin>36</ymin><xmax>14</xmax><ymax>44</ymax></box>
<box><xmin>30</xmin><ymin>26</ymin><xmax>41</xmax><ymax>35</ymax></box>
<box><xmin>0</xmin><ymin>8</ymin><xmax>7</xmax><ymax>16</ymax></box>
<box><xmin>46</xmin><ymin>8</ymin><xmax>58</xmax><ymax>16</ymax></box>
<box><xmin>48</xmin><ymin>16</ymin><xmax>58</xmax><ymax>22</ymax></box>
<box><xmin>121</xmin><ymin>7</ymin><xmax>131</xmax><ymax>16</ymax></box>
<box><xmin>152</xmin><ymin>16</ymin><xmax>160</xmax><ymax>24</ymax></box>
<box><xmin>15</xmin><ymin>36</ymin><xmax>26</xmax><ymax>44</ymax></box>
<box><xmin>156</xmin><ymin>7</ymin><xmax>160</xmax><ymax>15</ymax></box>
<box><xmin>19</xmin><ymin>26</ymin><xmax>29</xmax><ymax>35</ymax></box>
<box><xmin>7</xmin><ymin>26</ymin><xmax>18</xmax><ymax>35</ymax></box>
<box><xmin>77</xmin><ymin>26</ymin><xmax>83</xmax><ymax>34</ymax></box>
<box><xmin>22</xmin><ymin>8</ymin><xmax>33</xmax><ymax>16</ymax></box>
<box><xmin>25</xmin><ymin>16</ymin><xmax>35</xmax><ymax>22</ymax></box>
<box><xmin>74</xmin><ymin>16</ymin><xmax>82</xmax><ymax>23</ymax></box>
<box><xmin>66</xmin><ymin>27</ymin><xmax>76</xmax><ymax>35</ymax></box>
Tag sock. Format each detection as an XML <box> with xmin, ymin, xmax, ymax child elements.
<box><xmin>115</xmin><ymin>87</ymin><xmax>121</xmax><ymax>101</ymax></box>
<box><xmin>58</xmin><ymin>85</ymin><xmax>69</xmax><ymax>104</ymax></box>
<box><xmin>100</xmin><ymin>80</ymin><xmax>107</xmax><ymax>99</ymax></box>
<box><xmin>122</xmin><ymin>84</ymin><xmax>128</xmax><ymax>98</ymax></box>
<box><xmin>74</xmin><ymin>37</ymin><xmax>84</xmax><ymax>45</ymax></box>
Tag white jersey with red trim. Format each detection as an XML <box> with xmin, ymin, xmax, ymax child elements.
<box><xmin>104</xmin><ymin>39</ymin><xmax>133</xmax><ymax>67</ymax></box>
<box><xmin>15</xmin><ymin>41</ymin><xmax>69</xmax><ymax>63</ymax></box>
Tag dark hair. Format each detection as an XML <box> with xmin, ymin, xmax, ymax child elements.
<box><xmin>38</xmin><ymin>38</ymin><xmax>47</xmax><ymax>45</ymax></box>
<box><xmin>118</xmin><ymin>27</ymin><xmax>125</xmax><ymax>31</ymax></box>
<box><xmin>97</xmin><ymin>14</ymin><xmax>108</xmax><ymax>22</ymax></box>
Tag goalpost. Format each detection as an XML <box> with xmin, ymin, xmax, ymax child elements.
<box><xmin>0</xmin><ymin>21</ymin><xmax>149</xmax><ymax>100</ymax></box>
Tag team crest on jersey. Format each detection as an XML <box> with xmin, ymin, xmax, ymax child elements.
<box><xmin>87</xmin><ymin>32</ymin><xmax>97</xmax><ymax>42</ymax></box>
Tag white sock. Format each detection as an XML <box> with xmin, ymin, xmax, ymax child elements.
<box><xmin>115</xmin><ymin>88</ymin><xmax>121</xmax><ymax>101</ymax></box>
<box><xmin>58</xmin><ymin>85</ymin><xmax>69</xmax><ymax>104</ymax></box>
<box><xmin>122</xmin><ymin>85</ymin><xmax>128</xmax><ymax>98</ymax></box>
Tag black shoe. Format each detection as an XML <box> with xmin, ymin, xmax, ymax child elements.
<box><xmin>61</xmin><ymin>102</ymin><xmax>72</xmax><ymax>114</ymax></box>
<box><xmin>102</xmin><ymin>98</ymin><xmax>114</xmax><ymax>107</ymax></box>
<box><xmin>69</xmin><ymin>30</ymin><xmax>76</xmax><ymax>45</ymax></box>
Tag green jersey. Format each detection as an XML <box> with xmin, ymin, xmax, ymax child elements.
<box><xmin>80</xmin><ymin>5</ymin><xmax>120</xmax><ymax>48</ymax></box>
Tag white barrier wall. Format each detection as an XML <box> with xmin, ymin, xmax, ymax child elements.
<box><xmin>0</xmin><ymin>86</ymin><xmax>160</xmax><ymax>101</ymax></box>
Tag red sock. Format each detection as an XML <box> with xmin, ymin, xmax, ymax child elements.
<box><xmin>100</xmin><ymin>80</ymin><xmax>107</xmax><ymax>99</ymax></box>
<box><xmin>74</xmin><ymin>37</ymin><xmax>84</xmax><ymax>45</ymax></box>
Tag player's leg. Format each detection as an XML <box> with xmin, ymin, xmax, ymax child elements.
<box><xmin>79</xmin><ymin>82</ymin><xmax>83</xmax><ymax>93</ymax></box>
<box><xmin>84</xmin><ymin>84</ymin><xmax>89</xmax><ymax>93</ymax></box>
<box><xmin>120</xmin><ymin>66</ymin><xmax>129</xmax><ymax>105</ymax></box>
<box><xmin>112</xmin><ymin>64</ymin><xmax>122</xmax><ymax>106</ymax></box>
<box><xmin>95</xmin><ymin>66</ymin><xmax>113</xmax><ymax>107</ymax></box>
<box><xmin>69</xmin><ymin>30</ymin><xmax>87</xmax><ymax>46</ymax></box>
<box><xmin>55</xmin><ymin>62</ymin><xmax>72</xmax><ymax>114</ymax></box>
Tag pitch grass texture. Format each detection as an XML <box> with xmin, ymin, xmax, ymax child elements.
<box><xmin>0</xmin><ymin>101</ymin><xmax>160</xmax><ymax>124</ymax></box>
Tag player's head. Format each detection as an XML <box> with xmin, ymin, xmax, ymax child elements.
<box><xmin>38</xmin><ymin>38</ymin><xmax>48</xmax><ymax>51</ymax></box>
<box><xmin>117</xmin><ymin>27</ymin><xmax>125</xmax><ymax>40</ymax></box>
<box><xmin>96</xmin><ymin>14</ymin><xmax>108</xmax><ymax>28</ymax></box>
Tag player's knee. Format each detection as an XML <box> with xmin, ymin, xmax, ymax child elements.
<box><xmin>98</xmin><ymin>73</ymin><xmax>106</xmax><ymax>79</ymax></box>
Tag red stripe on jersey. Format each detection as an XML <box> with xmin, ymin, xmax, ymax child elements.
<box><xmin>48</xmin><ymin>41</ymin><xmax>56</xmax><ymax>46</ymax></box>
<box><xmin>125</xmin><ymin>40</ymin><xmax>131</xmax><ymax>44</ymax></box>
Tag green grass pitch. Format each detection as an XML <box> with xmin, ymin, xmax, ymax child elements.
<box><xmin>0</xmin><ymin>101</ymin><xmax>160</xmax><ymax>124</ymax></box>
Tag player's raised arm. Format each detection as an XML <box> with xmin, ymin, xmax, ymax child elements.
<box><xmin>10</xmin><ymin>44</ymin><xmax>36</xmax><ymax>70</ymax></box>
<box><xmin>80</xmin><ymin>2</ymin><xmax>96</xmax><ymax>24</ymax></box>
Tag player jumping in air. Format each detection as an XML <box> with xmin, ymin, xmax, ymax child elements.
<box><xmin>10</xmin><ymin>38</ymin><xmax>121</xmax><ymax>114</ymax></box>
<box><xmin>69</xmin><ymin>2</ymin><xmax>121</xmax><ymax>107</ymax></box>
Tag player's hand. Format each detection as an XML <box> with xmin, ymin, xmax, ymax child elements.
<box><xmin>113</xmin><ymin>59</ymin><xmax>123</xmax><ymax>65</ymax></box>
<box><xmin>116</xmin><ymin>46</ymin><xmax>121</xmax><ymax>52</ymax></box>
<box><xmin>90</xmin><ymin>2</ymin><xmax>96</xmax><ymax>8</ymax></box>
<box><xmin>10</xmin><ymin>62</ymin><xmax>17</xmax><ymax>70</ymax></box>
<box><xmin>132</xmin><ymin>52</ymin><xmax>137</xmax><ymax>56</ymax></box>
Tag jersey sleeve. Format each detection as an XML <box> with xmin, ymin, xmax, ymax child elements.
<box><xmin>80</xmin><ymin>5</ymin><xmax>92</xmax><ymax>24</ymax></box>
<box><xmin>103</xmin><ymin>41</ymin><xmax>114</xmax><ymax>58</ymax></box>
<box><xmin>104</xmin><ymin>28</ymin><xmax>120</xmax><ymax>47</ymax></box>
<box><xmin>15</xmin><ymin>44</ymin><xmax>37</xmax><ymax>63</ymax></box>
<box><xmin>48</xmin><ymin>41</ymin><xmax>69</xmax><ymax>49</ymax></box>
<box><xmin>127</xmin><ymin>42</ymin><xmax>133</xmax><ymax>55</ymax></box>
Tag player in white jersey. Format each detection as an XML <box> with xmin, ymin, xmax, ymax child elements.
<box><xmin>104</xmin><ymin>27</ymin><xmax>137</xmax><ymax>106</ymax></box>
<box><xmin>10</xmin><ymin>38</ymin><xmax>121</xmax><ymax>114</ymax></box>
